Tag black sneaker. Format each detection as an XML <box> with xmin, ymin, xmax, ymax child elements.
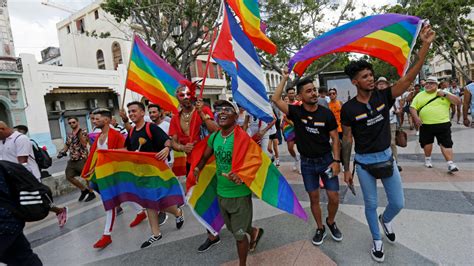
<box><xmin>140</xmin><ymin>234</ymin><xmax>162</xmax><ymax>249</ymax></box>
<box><xmin>378</xmin><ymin>215</ymin><xmax>396</xmax><ymax>243</ymax></box>
<box><xmin>84</xmin><ymin>191</ymin><xmax>96</xmax><ymax>202</ymax></box>
<box><xmin>176</xmin><ymin>208</ymin><xmax>184</xmax><ymax>229</ymax></box>
<box><xmin>78</xmin><ymin>190</ymin><xmax>88</xmax><ymax>202</ymax></box>
<box><xmin>326</xmin><ymin>218</ymin><xmax>343</xmax><ymax>242</ymax></box>
<box><xmin>197</xmin><ymin>236</ymin><xmax>221</xmax><ymax>252</ymax></box>
<box><xmin>311</xmin><ymin>226</ymin><xmax>326</xmax><ymax>246</ymax></box>
<box><xmin>397</xmin><ymin>165</ymin><xmax>402</xmax><ymax>172</ymax></box>
<box><xmin>371</xmin><ymin>241</ymin><xmax>385</xmax><ymax>262</ymax></box>
<box><xmin>158</xmin><ymin>212</ymin><xmax>168</xmax><ymax>226</ymax></box>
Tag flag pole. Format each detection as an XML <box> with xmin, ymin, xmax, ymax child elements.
<box><xmin>199</xmin><ymin>0</ymin><xmax>224</xmax><ymax>98</ymax></box>
<box><xmin>121</xmin><ymin>33</ymin><xmax>136</xmax><ymax>109</ymax></box>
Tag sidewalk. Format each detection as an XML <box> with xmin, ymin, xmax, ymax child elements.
<box><xmin>25</xmin><ymin>124</ymin><xmax>474</xmax><ymax>265</ymax></box>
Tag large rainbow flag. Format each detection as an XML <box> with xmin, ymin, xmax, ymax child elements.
<box><xmin>126</xmin><ymin>35</ymin><xmax>185</xmax><ymax>113</ymax></box>
<box><xmin>94</xmin><ymin>150</ymin><xmax>185</xmax><ymax>211</ymax></box>
<box><xmin>187</xmin><ymin>127</ymin><xmax>307</xmax><ymax>235</ymax></box>
<box><xmin>226</xmin><ymin>0</ymin><xmax>277</xmax><ymax>55</ymax></box>
<box><xmin>171</xmin><ymin>151</ymin><xmax>187</xmax><ymax>178</ymax></box>
<box><xmin>288</xmin><ymin>14</ymin><xmax>423</xmax><ymax>77</ymax></box>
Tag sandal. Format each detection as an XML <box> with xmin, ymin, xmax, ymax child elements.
<box><xmin>249</xmin><ymin>228</ymin><xmax>264</xmax><ymax>252</ymax></box>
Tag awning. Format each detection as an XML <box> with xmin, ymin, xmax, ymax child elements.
<box><xmin>48</xmin><ymin>87</ymin><xmax>117</xmax><ymax>94</ymax></box>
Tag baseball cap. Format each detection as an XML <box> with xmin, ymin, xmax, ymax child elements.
<box><xmin>375</xmin><ymin>77</ymin><xmax>389</xmax><ymax>85</ymax></box>
<box><xmin>214</xmin><ymin>100</ymin><xmax>239</xmax><ymax>113</ymax></box>
<box><xmin>426</xmin><ymin>76</ymin><xmax>438</xmax><ymax>84</ymax></box>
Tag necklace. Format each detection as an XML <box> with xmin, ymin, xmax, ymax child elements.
<box><xmin>181</xmin><ymin>108</ymin><xmax>194</xmax><ymax>125</ymax></box>
<box><xmin>220</xmin><ymin>130</ymin><xmax>234</xmax><ymax>144</ymax></box>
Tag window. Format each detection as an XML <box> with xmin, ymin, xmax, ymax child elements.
<box><xmin>212</xmin><ymin>63</ymin><xmax>219</xmax><ymax>79</ymax></box>
<box><xmin>94</xmin><ymin>10</ymin><xmax>99</xmax><ymax>20</ymax></box>
<box><xmin>66</xmin><ymin>25</ymin><xmax>71</xmax><ymax>34</ymax></box>
<box><xmin>76</xmin><ymin>18</ymin><xmax>85</xmax><ymax>34</ymax></box>
<box><xmin>111</xmin><ymin>42</ymin><xmax>123</xmax><ymax>70</ymax></box>
<box><xmin>96</xmin><ymin>49</ymin><xmax>105</xmax><ymax>69</ymax></box>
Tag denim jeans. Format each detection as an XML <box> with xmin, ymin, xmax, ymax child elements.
<box><xmin>354</xmin><ymin>148</ymin><xmax>404</xmax><ymax>240</ymax></box>
<box><xmin>300</xmin><ymin>153</ymin><xmax>339</xmax><ymax>192</ymax></box>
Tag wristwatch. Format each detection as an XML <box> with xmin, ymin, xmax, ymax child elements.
<box><xmin>334</xmin><ymin>159</ymin><xmax>342</xmax><ymax>163</ymax></box>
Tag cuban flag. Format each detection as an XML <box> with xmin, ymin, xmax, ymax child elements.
<box><xmin>212</xmin><ymin>2</ymin><xmax>273</xmax><ymax>123</ymax></box>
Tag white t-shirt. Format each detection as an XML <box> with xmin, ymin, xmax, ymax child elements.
<box><xmin>247</xmin><ymin>115</ymin><xmax>276</xmax><ymax>137</ymax></box>
<box><xmin>157</xmin><ymin>120</ymin><xmax>173</xmax><ymax>165</ymax></box>
<box><xmin>0</xmin><ymin>131</ymin><xmax>41</xmax><ymax>180</ymax></box>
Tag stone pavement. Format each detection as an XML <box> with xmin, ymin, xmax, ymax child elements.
<box><xmin>25</xmin><ymin>123</ymin><xmax>473</xmax><ymax>265</ymax></box>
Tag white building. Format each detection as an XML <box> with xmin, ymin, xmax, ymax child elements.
<box><xmin>21</xmin><ymin>53</ymin><xmax>136</xmax><ymax>153</ymax></box>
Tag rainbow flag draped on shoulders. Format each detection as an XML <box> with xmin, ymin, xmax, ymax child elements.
<box><xmin>127</xmin><ymin>35</ymin><xmax>186</xmax><ymax>113</ymax></box>
<box><xmin>187</xmin><ymin>127</ymin><xmax>307</xmax><ymax>235</ymax></box>
<box><xmin>288</xmin><ymin>14</ymin><xmax>423</xmax><ymax>77</ymax></box>
<box><xmin>94</xmin><ymin>150</ymin><xmax>185</xmax><ymax>211</ymax></box>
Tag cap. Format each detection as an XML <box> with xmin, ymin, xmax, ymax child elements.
<box><xmin>426</xmin><ymin>76</ymin><xmax>439</xmax><ymax>84</ymax></box>
<box><xmin>375</xmin><ymin>77</ymin><xmax>389</xmax><ymax>85</ymax></box>
<box><xmin>214</xmin><ymin>100</ymin><xmax>239</xmax><ymax>113</ymax></box>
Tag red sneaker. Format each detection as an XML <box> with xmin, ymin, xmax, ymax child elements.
<box><xmin>93</xmin><ymin>235</ymin><xmax>112</xmax><ymax>249</ymax></box>
<box><xmin>129</xmin><ymin>211</ymin><xmax>147</xmax><ymax>228</ymax></box>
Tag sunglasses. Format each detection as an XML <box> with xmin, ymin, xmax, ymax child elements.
<box><xmin>68</xmin><ymin>121</ymin><xmax>77</xmax><ymax>125</ymax></box>
<box><xmin>215</xmin><ymin>106</ymin><xmax>235</xmax><ymax>114</ymax></box>
<box><xmin>365</xmin><ymin>103</ymin><xmax>376</xmax><ymax>117</ymax></box>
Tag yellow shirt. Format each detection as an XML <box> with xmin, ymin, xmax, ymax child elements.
<box><xmin>411</xmin><ymin>90</ymin><xmax>451</xmax><ymax>125</ymax></box>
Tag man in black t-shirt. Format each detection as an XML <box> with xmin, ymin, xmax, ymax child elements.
<box><xmin>272</xmin><ymin>73</ymin><xmax>343</xmax><ymax>247</ymax></box>
<box><xmin>125</xmin><ymin>101</ymin><xmax>184</xmax><ymax>249</ymax></box>
<box><xmin>340</xmin><ymin>25</ymin><xmax>435</xmax><ymax>263</ymax></box>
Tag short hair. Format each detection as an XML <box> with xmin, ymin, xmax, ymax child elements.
<box><xmin>148</xmin><ymin>104</ymin><xmax>161</xmax><ymax>111</ymax></box>
<box><xmin>344</xmin><ymin>60</ymin><xmax>374</xmax><ymax>80</ymax></box>
<box><xmin>13</xmin><ymin>125</ymin><xmax>28</xmax><ymax>134</ymax></box>
<box><xmin>127</xmin><ymin>101</ymin><xmax>145</xmax><ymax>111</ymax></box>
<box><xmin>296</xmin><ymin>78</ymin><xmax>314</xmax><ymax>94</ymax></box>
<box><xmin>285</xmin><ymin>87</ymin><xmax>295</xmax><ymax>93</ymax></box>
<box><xmin>414</xmin><ymin>84</ymin><xmax>421</xmax><ymax>88</ymax></box>
<box><xmin>67</xmin><ymin>116</ymin><xmax>78</xmax><ymax>122</ymax></box>
<box><xmin>92</xmin><ymin>108</ymin><xmax>112</xmax><ymax>118</ymax></box>
<box><xmin>318</xmin><ymin>86</ymin><xmax>328</xmax><ymax>94</ymax></box>
<box><xmin>329</xmin><ymin>88</ymin><xmax>337</xmax><ymax>94</ymax></box>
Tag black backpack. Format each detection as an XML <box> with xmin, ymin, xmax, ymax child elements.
<box><xmin>31</xmin><ymin>140</ymin><xmax>52</xmax><ymax>169</ymax></box>
<box><xmin>0</xmin><ymin>161</ymin><xmax>52</xmax><ymax>222</ymax></box>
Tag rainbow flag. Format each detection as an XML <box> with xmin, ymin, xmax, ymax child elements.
<box><xmin>282</xmin><ymin>122</ymin><xmax>295</xmax><ymax>142</ymax></box>
<box><xmin>187</xmin><ymin>127</ymin><xmax>307</xmax><ymax>235</ymax></box>
<box><xmin>226</xmin><ymin>0</ymin><xmax>277</xmax><ymax>55</ymax></box>
<box><xmin>288</xmin><ymin>14</ymin><xmax>423</xmax><ymax>77</ymax></box>
<box><xmin>94</xmin><ymin>150</ymin><xmax>185</xmax><ymax>211</ymax></box>
<box><xmin>171</xmin><ymin>151</ymin><xmax>187</xmax><ymax>178</ymax></box>
<box><xmin>126</xmin><ymin>35</ymin><xmax>185</xmax><ymax>113</ymax></box>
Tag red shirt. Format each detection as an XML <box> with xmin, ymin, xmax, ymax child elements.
<box><xmin>169</xmin><ymin>106</ymin><xmax>214</xmax><ymax>145</ymax></box>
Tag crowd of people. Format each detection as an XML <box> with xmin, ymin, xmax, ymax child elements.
<box><xmin>0</xmin><ymin>23</ymin><xmax>472</xmax><ymax>265</ymax></box>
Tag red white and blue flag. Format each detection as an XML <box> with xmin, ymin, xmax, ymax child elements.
<box><xmin>212</xmin><ymin>2</ymin><xmax>273</xmax><ymax>123</ymax></box>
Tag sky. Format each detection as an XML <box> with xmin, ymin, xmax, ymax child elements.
<box><xmin>8</xmin><ymin>0</ymin><xmax>397</xmax><ymax>61</ymax></box>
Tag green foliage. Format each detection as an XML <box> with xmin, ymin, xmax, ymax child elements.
<box><xmin>361</xmin><ymin>55</ymin><xmax>400</xmax><ymax>81</ymax></box>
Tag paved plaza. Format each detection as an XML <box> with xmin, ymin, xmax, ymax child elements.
<box><xmin>25</xmin><ymin>124</ymin><xmax>473</xmax><ymax>265</ymax></box>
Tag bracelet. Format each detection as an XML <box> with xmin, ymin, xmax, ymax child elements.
<box><xmin>334</xmin><ymin>159</ymin><xmax>342</xmax><ymax>163</ymax></box>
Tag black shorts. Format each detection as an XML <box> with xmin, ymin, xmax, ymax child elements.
<box><xmin>419</xmin><ymin>122</ymin><xmax>453</xmax><ymax>148</ymax></box>
<box><xmin>269</xmin><ymin>133</ymin><xmax>278</xmax><ymax>140</ymax></box>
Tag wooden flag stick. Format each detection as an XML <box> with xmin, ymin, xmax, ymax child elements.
<box><xmin>199</xmin><ymin>27</ymin><xmax>219</xmax><ymax>98</ymax></box>
<box><xmin>121</xmin><ymin>33</ymin><xmax>136</xmax><ymax>109</ymax></box>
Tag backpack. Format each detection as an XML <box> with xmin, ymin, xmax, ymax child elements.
<box><xmin>13</xmin><ymin>134</ymin><xmax>52</xmax><ymax>170</ymax></box>
<box><xmin>0</xmin><ymin>160</ymin><xmax>52</xmax><ymax>222</ymax></box>
<box><xmin>31</xmin><ymin>140</ymin><xmax>52</xmax><ymax>169</ymax></box>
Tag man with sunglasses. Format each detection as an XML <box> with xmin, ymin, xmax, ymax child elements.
<box><xmin>58</xmin><ymin>117</ymin><xmax>95</xmax><ymax>202</ymax></box>
<box><xmin>169</xmin><ymin>85</ymin><xmax>220</xmax><ymax>252</ymax></box>
<box><xmin>340</xmin><ymin>25</ymin><xmax>435</xmax><ymax>262</ymax></box>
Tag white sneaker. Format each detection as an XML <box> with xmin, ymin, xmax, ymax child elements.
<box><xmin>424</xmin><ymin>158</ymin><xmax>433</xmax><ymax>168</ymax></box>
<box><xmin>293</xmin><ymin>160</ymin><xmax>298</xmax><ymax>171</ymax></box>
<box><xmin>275</xmin><ymin>158</ymin><xmax>280</xmax><ymax>167</ymax></box>
<box><xmin>416</xmin><ymin>131</ymin><xmax>419</xmax><ymax>136</ymax></box>
<box><xmin>448</xmin><ymin>163</ymin><xmax>459</xmax><ymax>172</ymax></box>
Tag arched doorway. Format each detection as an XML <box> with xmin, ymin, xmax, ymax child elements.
<box><xmin>112</xmin><ymin>42</ymin><xmax>123</xmax><ymax>70</ymax></box>
<box><xmin>0</xmin><ymin>102</ymin><xmax>10</xmax><ymax>125</ymax></box>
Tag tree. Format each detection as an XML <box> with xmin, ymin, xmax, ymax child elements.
<box><xmin>101</xmin><ymin>0</ymin><xmax>220</xmax><ymax>77</ymax></box>
<box><xmin>260</xmin><ymin>0</ymin><xmax>356</xmax><ymax>85</ymax></box>
<box><xmin>384</xmin><ymin>0</ymin><xmax>473</xmax><ymax>80</ymax></box>
<box><xmin>361</xmin><ymin>55</ymin><xmax>400</xmax><ymax>82</ymax></box>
